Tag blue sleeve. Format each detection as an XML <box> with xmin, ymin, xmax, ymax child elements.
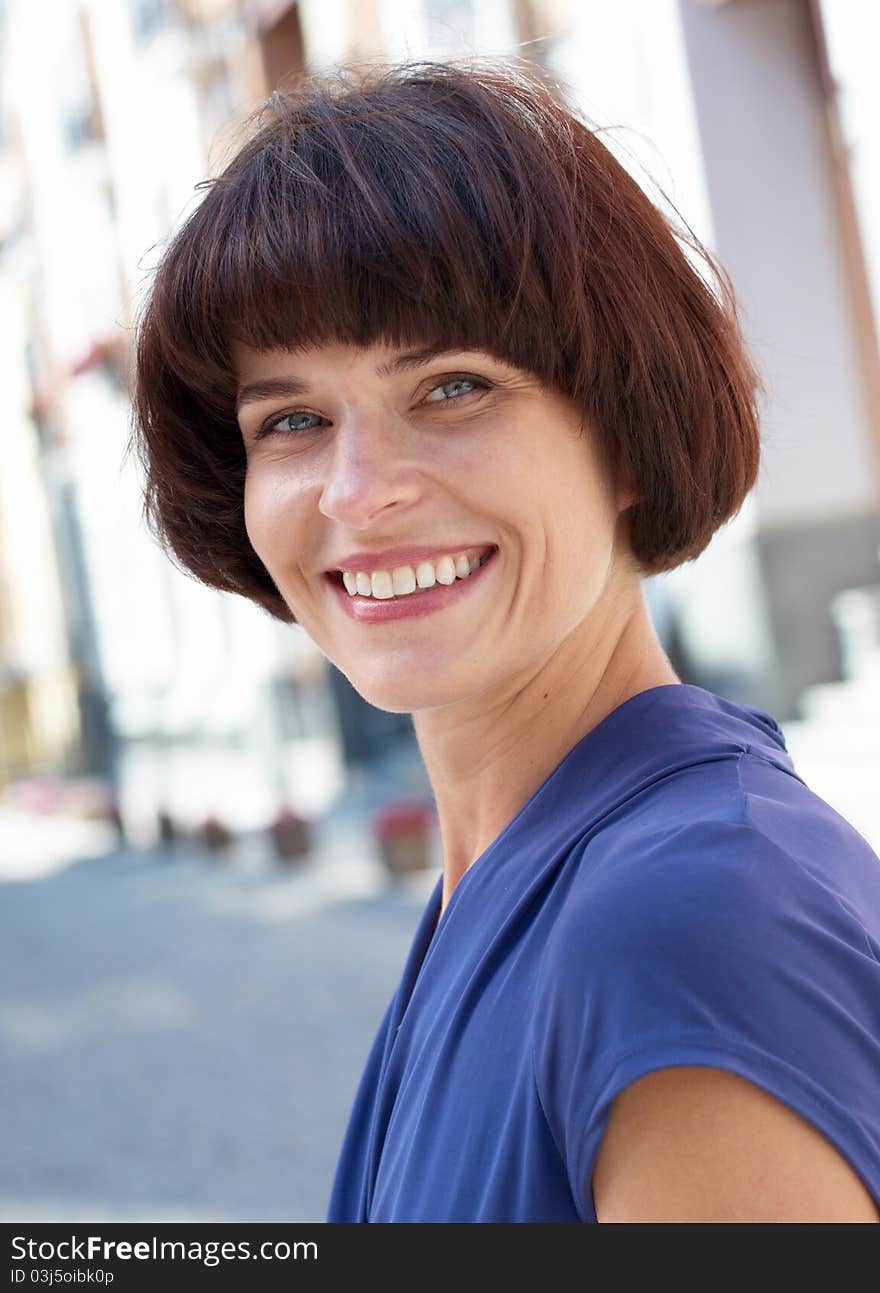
<box><xmin>530</xmin><ymin>816</ymin><xmax>880</xmax><ymax>1221</ymax></box>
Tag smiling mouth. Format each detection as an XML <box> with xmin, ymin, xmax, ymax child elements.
<box><xmin>326</xmin><ymin>546</ymin><xmax>497</xmax><ymax>600</ymax></box>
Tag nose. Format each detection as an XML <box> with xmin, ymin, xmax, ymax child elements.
<box><xmin>317</xmin><ymin>411</ymin><xmax>423</xmax><ymax>529</ymax></box>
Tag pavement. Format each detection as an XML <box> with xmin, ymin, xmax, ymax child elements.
<box><xmin>0</xmin><ymin>748</ymin><xmax>440</xmax><ymax>1223</ymax></box>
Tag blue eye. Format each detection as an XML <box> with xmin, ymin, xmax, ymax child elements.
<box><xmin>423</xmin><ymin>376</ymin><xmax>485</xmax><ymax>403</ymax></box>
<box><xmin>254</xmin><ymin>373</ymin><xmax>489</xmax><ymax>440</ymax></box>
<box><xmin>257</xmin><ymin>409</ymin><xmax>328</xmax><ymax>439</ymax></box>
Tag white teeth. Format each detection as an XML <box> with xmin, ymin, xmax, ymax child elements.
<box><xmin>391</xmin><ymin>565</ymin><xmax>416</xmax><ymax>595</ymax></box>
<box><xmin>435</xmin><ymin>555</ymin><xmax>456</xmax><ymax>585</ymax></box>
<box><xmin>415</xmin><ymin>561</ymin><xmax>436</xmax><ymax>589</ymax></box>
<box><xmin>370</xmin><ymin>570</ymin><xmax>394</xmax><ymax>599</ymax></box>
<box><xmin>339</xmin><ymin>548</ymin><xmax>493</xmax><ymax>599</ymax></box>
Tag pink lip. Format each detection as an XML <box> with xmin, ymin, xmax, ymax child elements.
<box><xmin>329</xmin><ymin>543</ymin><xmax>494</xmax><ymax>574</ymax></box>
<box><xmin>326</xmin><ymin>547</ymin><xmax>498</xmax><ymax>624</ymax></box>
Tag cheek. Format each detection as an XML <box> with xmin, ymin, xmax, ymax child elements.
<box><xmin>535</xmin><ymin>448</ymin><xmax>621</xmax><ymax>584</ymax></box>
<box><xmin>242</xmin><ymin>472</ymin><xmax>270</xmax><ymax>557</ymax></box>
<box><xmin>243</xmin><ymin>466</ymin><xmax>305</xmax><ymax>568</ymax></box>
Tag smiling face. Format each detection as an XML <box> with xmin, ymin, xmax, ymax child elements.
<box><xmin>234</xmin><ymin>339</ymin><xmax>637</xmax><ymax>714</ymax></box>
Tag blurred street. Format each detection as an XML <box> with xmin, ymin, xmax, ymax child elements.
<box><xmin>0</xmin><ymin>750</ymin><xmax>440</xmax><ymax>1224</ymax></box>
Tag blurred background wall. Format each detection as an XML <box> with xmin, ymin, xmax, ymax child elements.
<box><xmin>1</xmin><ymin>0</ymin><xmax>878</xmax><ymax>1222</ymax></box>
<box><xmin>2</xmin><ymin>0</ymin><xmax>879</xmax><ymax>832</ymax></box>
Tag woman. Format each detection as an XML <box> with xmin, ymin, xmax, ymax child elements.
<box><xmin>131</xmin><ymin>59</ymin><xmax>880</xmax><ymax>1222</ymax></box>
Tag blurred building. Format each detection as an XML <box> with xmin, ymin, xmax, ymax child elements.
<box><xmin>0</xmin><ymin>0</ymin><xmax>877</xmax><ymax>834</ymax></box>
<box><xmin>257</xmin><ymin>0</ymin><xmax>880</xmax><ymax>717</ymax></box>
<box><xmin>679</xmin><ymin>0</ymin><xmax>880</xmax><ymax>717</ymax></box>
<box><xmin>0</xmin><ymin>0</ymin><xmax>319</xmax><ymax>832</ymax></box>
<box><xmin>0</xmin><ymin>21</ymin><xmax>82</xmax><ymax>782</ymax></box>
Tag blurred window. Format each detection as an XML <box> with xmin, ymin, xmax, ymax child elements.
<box><xmin>425</xmin><ymin>0</ymin><xmax>476</xmax><ymax>53</ymax></box>
<box><xmin>59</xmin><ymin>13</ymin><xmax>103</xmax><ymax>151</ymax></box>
<box><xmin>511</xmin><ymin>0</ymin><xmax>571</xmax><ymax>63</ymax></box>
<box><xmin>129</xmin><ymin>0</ymin><xmax>169</xmax><ymax>46</ymax></box>
<box><xmin>59</xmin><ymin>60</ymin><xmax>98</xmax><ymax>149</ymax></box>
<box><xmin>259</xmin><ymin>4</ymin><xmax>304</xmax><ymax>92</ymax></box>
<box><xmin>200</xmin><ymin>60</ymin><xmax>235</xmax><ymax>140</ymax></box>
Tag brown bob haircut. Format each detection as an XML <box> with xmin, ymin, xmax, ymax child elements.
<box><xmin>130</xmin><ymin>57</ymin><xmax>762</xmax><ymax>626</ymax></box>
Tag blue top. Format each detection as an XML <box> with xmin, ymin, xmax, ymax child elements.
<box><xmin>326</xmin><ymin>683</ymin><xmax>880</xmax><ymax>1222</ymax></box>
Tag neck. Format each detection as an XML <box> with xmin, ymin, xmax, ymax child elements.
<box><xmin>412</xmin><ymin>577</ymin><xmax>680</xmax><ymax>919</ymax></box>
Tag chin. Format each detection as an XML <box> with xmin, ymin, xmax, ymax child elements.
<box><xmin>340</xmin><ymin>664</ymin><xmax>473</xmax><ymax>716</ymax></box>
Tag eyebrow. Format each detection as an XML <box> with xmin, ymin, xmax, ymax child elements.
<box><xmin>235</xmin><ymin>346</ymin><xmax>489</xmax><ymax>414</ymax></box>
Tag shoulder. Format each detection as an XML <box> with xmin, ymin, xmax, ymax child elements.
<box><xmin>534</xmin><ymin>785</ymin><xmax>880</xmax><ymax>1056</ymax></box>
<box><xmin>541</xmin><ymin>754</ymin><xmax>879</xmax><ymax>991</ymax></box>
<box><xmin>538</xmin><ymin>791</ymin><xmax>805</xmax><ymax>999</ymax></box>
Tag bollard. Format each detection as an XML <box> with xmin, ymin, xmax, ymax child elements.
<box><xmin>372</xmin><ymin>798</ymin><xmax>435</xmax><ymax>878</ymax></box>
<box><xmin>269</xmin><ymin>806</ymin><xmax>314</xmax><ymax>865</ymax></box>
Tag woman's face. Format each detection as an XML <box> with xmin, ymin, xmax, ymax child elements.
<box><xmin>234</xmin><ymin>340</ymin><xmax>635</xmax><ymax>713</ymax></box>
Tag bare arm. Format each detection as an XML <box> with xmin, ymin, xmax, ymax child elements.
<box><xmin>592</xmin><ymin>1065</ymin><xmax>880</xmax><ymax>1223</ymax></box>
